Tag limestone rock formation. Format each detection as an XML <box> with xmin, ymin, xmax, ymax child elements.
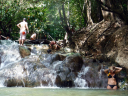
<box><xmin>72</xmin><ymin>20</ymin><xmax>128</xmax><ymax>70</ymax></box>
<box><xmin>19</xmin><ymin>46</ymin><xmax>31</xmax><ymax>58</ymax></box>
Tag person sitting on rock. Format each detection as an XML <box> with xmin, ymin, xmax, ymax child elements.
<box><xmin>49</xmin><ymin>41</ymin><xmax>60</xmax><ymax>50</ymax></box>
<box><xmin>5</xmin><ymin>36</ymin><xmax>10</xmax><ymax>40</ymax></box>
<box><xmin>30</xmin><ymin>33</ymin><xmax>36</xmax><ymax>40</ymax></box>
<box><xmin>104</xmin><ymin>66</ymin><xmax>122</xmax><ymax>90</ymax></box>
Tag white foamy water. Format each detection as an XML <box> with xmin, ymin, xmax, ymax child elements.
<box><xmin>0</xmin><ymin>40</ymin><xmax>21</xmax><ymax>68</ymax></box>
<box><xmin>0</xmin><ymin>77</ymin><xmax>5</xmax><ymax>87</ymax></box>
<box><xmin>74</xmin><ymin>66</ymin><xmax>90</xmax><ymax>87</ymax></box>
<box><xmin>0</xmin><ymin>40</ymin><xmax>109</xmax><ymax>88</ymax></box>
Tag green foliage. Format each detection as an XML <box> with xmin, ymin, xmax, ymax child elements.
<box><xmin>0</xmin><ymin>0</ymin><xmax>20</xmax><ymax>39</ymax></box>
<box><xmin>0</xmin><ymin>0</ymin><xmax>89</xmax><ymax>40</ymax></box>
<box><xmin>1</xmin><ymin>0</ymin><xmax>127</xmax><ymax>41</ymax></box>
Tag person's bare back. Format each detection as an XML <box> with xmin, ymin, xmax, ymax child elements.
<box><xmin>17</xmin><ymin>18</ymin><xmax>29</xmax><ymax>32</ymax></box>
<box><xmin>19</xmin><ymin>21</ymin><xmax>28</xmax><ymax>32</ymax></box>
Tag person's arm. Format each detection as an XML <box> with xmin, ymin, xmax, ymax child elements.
<box><xmin>17</xmin><ymin>23</ymin><xmax>21</xmax><ymax>29</ymax></box>
<box><xmin>104</xmin><ymin>69</ymin><xmax>109</xmax><ymax>74</ymax></box>
<box><xmin>115</xmin><ymin>67</ymin><xmax>122</xmax><ymax>74</ymax></box>
<box><xmin>57</xmin><ymin>43</ymin><xmax>61</xmax><ymax>48</ymax></box>
<box><xmin>25</xmin><ymin>23</ymin><xmax>29</xmax><ymax>33</ymax></box>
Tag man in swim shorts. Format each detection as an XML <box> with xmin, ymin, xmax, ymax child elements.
<box><xmin>17</xmin><ymin>18</ymin><xmax>29</xmax><ymax>46</ymax></box>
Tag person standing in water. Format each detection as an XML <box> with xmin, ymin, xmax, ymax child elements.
<box><xmin>17</xmin><ymin>18</ymin><xmax>29</xmax><ymax>46</ymax></box>
<box><xmin>104</xmin><ymin>66</ymin><xmax>122</xmax><ymax>90</ymax></box>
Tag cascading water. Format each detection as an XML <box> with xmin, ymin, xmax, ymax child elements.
<box><xmin>0</xmin><ymin>40</ymin><xmax>21</xmax><ymax>68</ymax></box>
<box><xmin>0</xmin><ymin>40</ymin><xmax>22</xmax><ymax>87</ymax></box>
<box><xmin>0</xmin><ymin>40</ymin><xmax>108</xmax><ymax>88</ymax></box>
<box><xmin>0</xmin><ymin>40</ymin><xmax>59</xmax><ymax>87</ymax></box>
<box><xmin>74</xmin><ymin>66</ymin><xmax>89</xmax><ymax>88</ymax></box>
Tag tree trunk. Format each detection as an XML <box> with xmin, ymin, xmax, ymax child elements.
<box><xmin>59</xmin><ymin>3</ymin><xmax>73</xmax><ymax>45</ymax></box>
<box><xmin>97</xmin><ymin>0</ymin><xmax>103</xmax><ymax>22</ymax></box>
<box><xmin>62</xmin><ymin>4</ymin><xmax>68</xmax><ymax>26</ymax></box>
<box><xmin>67</xmin><ymin>1</ymin><xmax>70</xmax><ymax>26</ymax></box>
<box><xmin>100</xmin><ymin>0</ymin><xmax>115</xmax><ymax>21</ymax></box>
<box><xmin>78</xmin><ymin>0</ymin><xmax>87</xmax><ymax>26</ymax></box>
<box><xmin>85</xmin><ymin>0</ymin><xmax>93</xmax><ymax>25</ymax></box>
<box><xmin>127</xmin><ymin>1</ymin><xmax>128</xmax><ymax>11</ymax></box>
<box><xmin>97</xmin><ymin>0</ymin><xmax>128</xmax><ymax>24</ymax></box>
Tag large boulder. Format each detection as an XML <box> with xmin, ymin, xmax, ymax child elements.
<box><xmin>104</xmin><ymin>25</ymin><xmax>128</xmax><ymax>69</ymax></box>
<box><xmin>62</xmin><ymin>54</ymin><xmax>83</xmax><ymax>72</ymax></box>
<box><xmin>19</xmin><ymin>46</ymin><xmax>31</xmax><ymax>58</ymax></box>
<box><xmin>115</xmin><ymin>48</ymin><xmax>128</xmax><ymax>69</ymax></box>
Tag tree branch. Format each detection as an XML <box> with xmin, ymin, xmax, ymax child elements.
<box><xmin>59</xmin><ymin>9</ymin><xmax>64</xmax><ymax>26</ymax></box>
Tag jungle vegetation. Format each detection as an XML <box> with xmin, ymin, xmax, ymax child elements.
<box><xmin>0</xmin><ymin>0</ymin><xmax>127</xmax><ymax>41</ymax></box>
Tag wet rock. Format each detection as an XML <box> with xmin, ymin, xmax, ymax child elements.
<box><xmin>55</xmin><ymin>74</ymin><xmax>75</xmax><ymax>87</ymax></box>
<box><xmin>0</xmin><ymin>59</ymin><xmax>56</xmax><ymax>87</ymax></box>
<box><xmin>64</xmin><ymin>47</ymin><xmax>74</xmax><ymax>53</ymax></box>
<box><xmin>5</xmin><ymin>78</ymin><xmax>24</xmax><ymax>87</ymax></box>
<box><xmin>62</xmin><ymin>54</ymin><xmax>83</xmax><ymax>72</ymax></box>
<box><xmin>59</xmin><ymin>54</ymin><xmax>66</xmax><ymax>61</ymax></box>
<box><xmin>19</xmin><ymin>46</ymin><xmax>31</xmax><ymax>58</ymax></box>
<box><xmin>0</xmin><ymin>51</ymin><xmax>3</xmax><ymax>64</ymax></box>
<box><xmin>55</xmin><ymin>75</ymin><xmax>61</xmax><ymax>87</ymax></box>
<box><xmin>40</xmin><ymin>54</ymin><xmax>65</xmax><ymax>68</ymax></box>
<box><xmin>52</xmin><ymin>54</ymin><xmax>61</xmax><ymax>61</ymax></box>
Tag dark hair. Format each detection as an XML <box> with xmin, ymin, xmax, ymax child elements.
<box><xmin>23</xmin><ymin>18</ymin><xmax>26</xmax><ymax>21</ymax></box>
<box><xmin>47</xmin><ymin>49</ymin><xmax>51</xmax><ymax>54</ymax></box>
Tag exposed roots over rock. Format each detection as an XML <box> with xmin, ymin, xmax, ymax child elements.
<box><xmin>72</xmin><ymin>20</ymin><xmax>128</xmax><ymax>69</ymax></box>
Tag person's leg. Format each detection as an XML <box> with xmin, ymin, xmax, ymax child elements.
<box><xmin>113</xmin><ymin>85</ymin><xmax>118</xmax><ymax>90</ymax></box>
<box><xmin>107</xmin><ymin>85</ymin><xmax>117</xmax><ymax>89</ymax></box>
<box><xmin>49</xmin><ymin>44</ymin><xmax>52</xmax><ymax>49</ymax></box>
<box><xmin>19</xmin><ymin>33</ymin><xmax>22</xmax><ymax>45</ymax></box>
<box><xmin>54</xmin><ymin>44</ymin><xmax>57</xmax><ymax>50</ymax></box>
<box><xmin>19</xmin><ymin>39</ymin><xmax>21</xmax><ymax>45</ymax></box>
<box><xmin>107</xmin><ymin>85</ymin><xmax>112</xmax><ymax>89</ymax></box>
<box><xmin>22</xmin><ymin>39</ymin><xmax>25</xmax><ymax>46</ymax></box>
<box><xmin>21</xmin><ymin>33</ymin><xmax>26</xmax><ymax>46</ymax></box>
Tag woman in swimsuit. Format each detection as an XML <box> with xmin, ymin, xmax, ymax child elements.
<box><xmin>104</xmin><ymin>66</ymin><xmax>122</xmax><ymax>89</ymax></box>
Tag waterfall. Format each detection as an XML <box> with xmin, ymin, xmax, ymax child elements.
<box><xmin>0</xmin><ymin>40</ymin><xmax>21</xmax><ymax>68</ymax></box>
<box><xmin>0</xmin><ymin>77</ymin><xmax>5</xmax><ymax>87</ymax></box>
<box><xmin>0</xmin><ymin>40</ymin><xmax>109</xmax><ymax>88</ymax></box>
<box><xmin>74</xmin><ymin>66</ymin><xmax>89</xmax><ymax>88</ymax></box>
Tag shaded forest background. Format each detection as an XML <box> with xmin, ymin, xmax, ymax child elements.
<box><xmin>0</xmin><ymin>0</ymin><xmax>127</xmax><ymax>41</ymax></box>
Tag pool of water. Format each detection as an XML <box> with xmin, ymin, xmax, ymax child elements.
<box><xmin>0</xmin><ymin>87</ymin><xmax>127</xmax><ymax>96</ymax></box>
